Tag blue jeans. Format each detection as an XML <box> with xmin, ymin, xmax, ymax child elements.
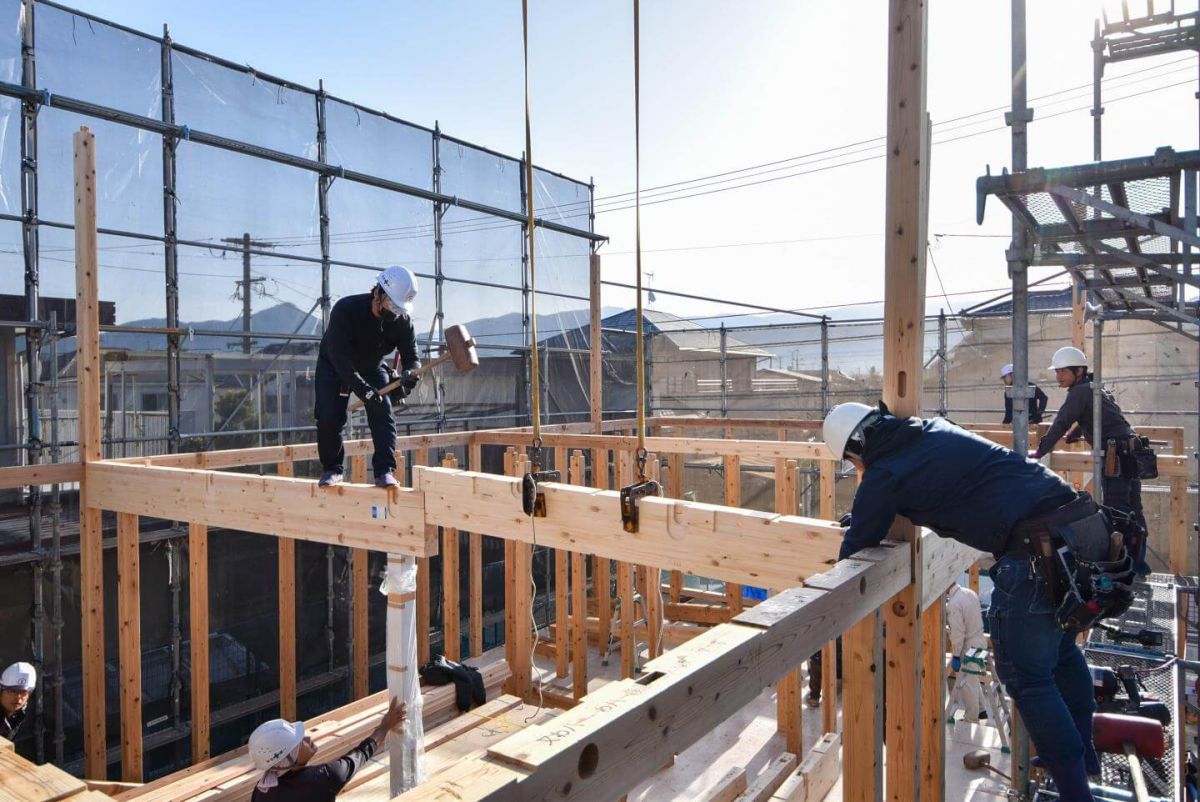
<box><xmin>987</xmin><ymin>557</ymin><xmax>1097</xmax><ymax>767</ymax></box>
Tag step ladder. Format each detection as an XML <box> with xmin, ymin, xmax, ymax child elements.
<box><xmin>946</xmin><ymin>646</ymin><xmax>1012</xmax><ymax>753</ymax></box>
<box><xmin>601</xmin><ymin>590</ymin><xmax>648</xmax><ymax>673</ymax></box>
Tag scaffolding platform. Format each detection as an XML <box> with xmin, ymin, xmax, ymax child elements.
<box><xmin>977</xmin><ymin>147</ymin><xmax>1200</xmax><ymax>335</ymax></box>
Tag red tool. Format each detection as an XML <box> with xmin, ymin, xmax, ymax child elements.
<box><xmin>1092</xmin><ymin>712</ymin><xmax>1165</xmax><ymax>802</ymax></box>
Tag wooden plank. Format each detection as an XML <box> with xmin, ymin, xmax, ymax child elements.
<box><xmin>590</xmin><ymin>252</ymin><xmax>603</xmax><ymax>435</ymax></box>
<box><xmin>117</xmin><ymin>512</ymin><xmax>143</xmax><ymax>782</ymax></box>
<box><xmin>820</xmin><ymin>640</ymin><xmax>836</xmax><ymax>734</ymax></box>
<box><xmin>275</xmin><ymin>462</ymin><xmax>297</xmax><ymax>722</ymax></box>
<box><xmin>472</xmin><ymin>430</ymin><xmax>830</xmax><ymax>463</ymax></box>
<box><xmin>841</xmin><ymin>610</ymin><xmax>883</xmax><ymax>802</ymax></box>
<box><xmin>0</xmin><ymin>747</ymin><xmax>88</xmax><ymax>801</ymax></box>
<box><xmin>735</xmin><ymin>752</ymin><xmax>798</xmax><ymax>802</ymax></box>
<box><xmin>724</xmin><ymin>448</ymin><xmax>743</xmax><ymax>614</ymax></box>
<box><xmin>664</xmin><ymin>602</ymin><xmax>734</xmax><ymax>625</ymax></box>
<box><xmin>569</xmin><ymin>452</ymin><xmax>588</xmax><ymax>700</ymax></box>
<box><xmin>75</xmin><ymin>125</ymin><xmax>107</xmax><ymax>781</ymax></box>
<box><xmin>189</xmin><ymin>522</ymin><xmax>210</xmax><ymax>763</ymax></box>
<box><xmin>920</xmin><ymin>598</ymin><xmax>945</xmax><ymax>802</ymax></box>
<box><xmin>460</xmin><ymin>546</ymin><xmax>909</xmax><ymax>802</ymax></box>
<box><xmin>699</xmin><ymin>766</ymin><xmax>748</xmax><ymax>802</ymax></box>
<box><xmin>783</xmin><ymin>733</ymin><xmax>840</xmax><ymax>802</ymax></box>
<box><xmin>0</xmin><ymin>462</ymin><xmax>83</xmax><ymax>490</ymax></box>
<box><xmin>416</xmin><ymin>467</ymin><xmax>842</xmax><ymax>589</ymax></box>
<box><xmin>548</xmin><ymin>618</ymin><xmax>704</xmax><ymax>649</ymax></box>
<box><xmin>443</xmin><ymin>453</ymin><xmax>462</xmax><ymax>662</ymax></box>
<box><xmin>85</xmin><ymin>462</ymin><xmax>434</xmax><ymax>555</ymax></box>
<box><xmin>469</xmin><ymin>440</ymin><xmax>485</xmax><ymax>658</ymax></box>
<box><xmin>349</xmin><ymin>456</ymin><xmax>370</xmax><ymax>699</ymax></box>
<box><xmin>1050</xmin><ymin>451</ymin><xmax>1187</xmax><ymax>478</ymax></box>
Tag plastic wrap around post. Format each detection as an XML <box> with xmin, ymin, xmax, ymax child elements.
<box><xmin>380</xmin><ymin>554</ymin><xmax>426</xmax><ymax>793</ymax></box>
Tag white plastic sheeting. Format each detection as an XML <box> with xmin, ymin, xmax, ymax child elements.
<box><xmin>380</xmin><ymin>553</ymin><xmax>426</xmax><ymax>794</ymax></box>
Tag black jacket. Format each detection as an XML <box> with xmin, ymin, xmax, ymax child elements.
<box><xmin>1003</xmin><ymin>382</ymin><xmax>1049</xmax><ymax>425</ymax></box>
<box><xmin>1034</xmin><ymin>374</ymin><xmax>1134</xmax><ymax>458</ymax></box>
<box><xmin>316</xmin><ymin>294</ymin><xmax>419</xmax><ymax>393</ymax></box>
<box><xmin>840</xmin><ymin>416</ymin><xmax>1075</xmax><ymax>560</ymax></box>
<box><xmin>250</xmin><ymin>736</ymin><xmax>378</xmax><ymax>802</ymax></box>
<box><xmin>0</xmin><ymin>707</ymin><xmax>26</xmax><ymax>740</ymax></box>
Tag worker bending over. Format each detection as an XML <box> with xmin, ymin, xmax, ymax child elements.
<box><xmin>315</xmin><ymin>266</ymin><xmax>421</xmax><ymax>488</ymax></box>
<box><xmin>0</xmin><ymin>662</ymin><xmax>35</xmax><ymax>741</ymax></box>
<box><xmin>824</xmin><ymin>402</ymin><xmax>1134</xmax><ymax>801</ymax></box>
<box><xmin>250</xmin><ymin>697</ymin><xmax>406</xmax><ymax>800</ymax></box>
<box><xmin>1000</xmin><ymin>362</ymin><xmax>1048</xmax><ymax>425</ymax></box>
<box><xmin>1033</xmin><ymin>346</ymin><xmax>1150</xmax><ymax>575</ymax></box>
<box><xmin>945</xmin><ymin>582</ymin><xmax>986</xmax><ymax>723</ymax></box>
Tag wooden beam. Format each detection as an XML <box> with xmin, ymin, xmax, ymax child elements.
<box><xmin>617</xmin><ymin>450</ymin><xmax>636</xmax><ymax>679</ymax></box>
<box><xmin>554</xmin><ymin>447</ymin><xmax>570</xmax><ymax>679</ymax></box>
<box><xmin>472</xmin><ymin>430</ymin><xmax>830</xmax><ymax>463</ymax></box>
<box><xmin>416</xmin><ymin>467</ymin><xmax>841</xmax><ymax>589</ymax></box>
<box><xmin>818</xmin><ymin>455</ymin><xmax>838</xmax><ymax>734</ymax></box>
<box><xmin>644</xmin><ymin>454</ymin><xmax>663</xmax><ymax>659</ymax></box>
<box><xmin>442</xmin><ymin>453</ymin><xmax>462</xmax><ymax>662</ymax></box>
<box><xmin>593</xmin><ymin>449</ymin><xmax>612</xmax><ymax>665</ymax></box>
<box><xmin>349</xmin><ymin>457</ymin><xmax>370</xmax><ymax>699</ymax></box>
<box><xmin>724</xmin><ymin>447</ymin><xmax>743</xmax><ymax>614</ymax></box>
<box><xmin>75</xmin><ymin>125</ymin><xmax>107</xmax><ymax>781</ymax></box>
<box><xmin>510</xmin><ymin>454</ymin><xmax>533</xmax><ymax>700</ymax></box>
<box><xmin>188</xmin><ymin>523</ymin><xmax>210</xmax><ymax>763</ymax></box>
<box><xmin>86</xmin><ymin>461</ymin><xmax>434</xmax><ymax>555</ymax></box>
<box><xmin>699</xmin><ymin>766</ymin><xmax>748</xmax><ymax>802</ymax></box>
<box><xmin>569</xmin><ymin>452</ymin><xmax>588</xmax><ymax>699</ymax></box>
<box><xmin>842</xmin><ymin>609</ymin><xmax>883</xmax><ymax>802</ymax></box>
<box><xmin>920</xmin><ymin>535</ymin><xmax>983</xmax><ymax>611</ymax></box>
<box><xmin>117</xmin><ymin>512</ymin><xmax>143</xmax><ymax>781</ymax></box>
<box><xmin>404</xmin><ymin>543</ymin><xmax>909</xmax><ymax>802</ymax></box>
<box><xmin>776</xmin><ymin>459</ymin><xmax>803</xmax><ymax>756</ymax></box>
<box><xmin>469</xmin><ymin>442</ymin><xmax>484</xmax><ymax>657</ymax></box>
<box><xmin>1050</xmin><ymin>450</ymin><xmax>1187</xmax><ymax>478</ymax></box>
<box><xmin>410</xmin><ymin>450</ymin><xmax>431</xmax><ymax>668</ymax></box>
<box><xmin>736</xmin><ymin>752</ymin><xmax>798</xmax><ymax>802</ymax></box>
<box><xmin>276</xmin><ymin>462</ymin><xmax>297</xmax><ymax>721</ymax></box>
<box><xmin>0</xmin><ymin>462</ymin><xmax>83</xmax><ymax>491</ymax></box>
<box><xmin>920</xmin><ymin>596</ymin><xmax>945</xmax><ymax>802</ymax></box>
<box><xmin>667</xmin><ymin>452</ymin><xmax>684</xmax><ymax>604</ymax></box>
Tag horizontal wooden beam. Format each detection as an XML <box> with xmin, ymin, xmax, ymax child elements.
<box><xmin>919</xmin><ymin>533</ymin><xmax>983</xmax><ymax>611</ymax></box>
<box><xmin>470</xmin><ymin>432</ymin><xmax>831</xmax><ymax>462</ymax></box>
<box><xmin>1050</xmin><ymin>451</ymin><xmax>1187</xmax><ymax>478</ymax></box>
<box><xmin>399</xmin><ymin>541</ymin><xmax>910</xmax><ymax>801</ymax></box>
<box><xmin>648</xmin><ymin>416</ymin><xmax>823</xmax><ymax>431</ymax></box>
<box><xmin>0</xmin><ymin>462</ymin><xmax>83</xmax><ymax>490</ymax></box>
<box><xmin>415</xmin><ymin>466</ymin><xmax>841</xmax><ymax>588</ymax></box>
<box><xmin>86</xmin><ymin>461</ymin><xmax>434</xmax><ymax>555</ymax></box>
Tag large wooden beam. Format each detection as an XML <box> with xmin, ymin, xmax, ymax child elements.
<box><xmin>0</xmin><ymin>462</ymin><xmax>83</xmax><ymax>490</ymax></box>
<box><xmin>188</xmin><ymin>523</ymin><xmax>210</xmax><ymax>764</ymax></box>
<box><xmin>85</xmin><ymin>461</ymin><xmax>435</xmax><ymax>555</ymax></box>
<box><xmin>399</xmin><ymin>542</ymin><xmax>910</xmax><ymax>801</ymax></box>
<box><xmin>415</xmin><ymin>467</ymin><xmax>842</xmax><ymax>589</ymax></box>
<box><xmin>75</xmin><ymin>125</ymin><xmax>107</xmax><ymax>780</ymax></box>
<box><xmin>1050</xmin><ymin>451</ymin><xmax>1187</xmax><ymax>478</ymax></box>
<box><xmin>117</xmin><ymin>512</ymin><xmax>143</xmax><ymax>781</ymax></box>
<box><xmin>920</xmin><ymin>535</ymin><xmax>984</xmax><ymax>612</ymax></box>
<box><xmin>472</xmin><ymin>431</ymin><xmax>829</xmax><ymax>463</ymax></box>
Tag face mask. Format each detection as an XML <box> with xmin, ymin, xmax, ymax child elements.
<box><xmin>378</xmin><ymin>294</ymin><xmax>399</xmax><ymax>321</ymax></box>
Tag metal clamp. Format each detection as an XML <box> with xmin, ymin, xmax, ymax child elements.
<box><xmin>522</xmin><ymin>470</ymin><xmax>559</xmax><ymax>518</ymax></box>
<box><xmin>620</xmin><ymin>479</ymin><xmax>661</xmax><ymax>533</ymax></box>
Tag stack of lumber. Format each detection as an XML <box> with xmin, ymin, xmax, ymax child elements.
<box><xmin>116</xmin><ymin>650</ymin><xmax>509</xmax><ymax>802</ymax></box>
<box><xmin>0</xmin><ymin>736</ymin><xmax>115</xmax><ymax>801</ymax></box>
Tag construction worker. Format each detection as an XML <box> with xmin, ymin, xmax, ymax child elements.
<box><xmin>824</xmin><ymin>401</ymin><xmax>1135</xmax><ymax>801</ymax></box>
<box><xmin>0</xmin><ymin>661</ymin><xmax>36</xmax><ymax>741</ymax></box>
<box><xmin>1033</xmin><ymin>346</ymin><xmax>1149</xmax><ymax>575</ymax></box>
<box><xmin>945</xmin><ymin>582</ymin><xmax>986</xmax><ymax>722</ymax></box>
<box><xmin>315</xmin><ymin>266</ymin><xmax>421</xmax><ymax>488</ymax></box>
<box><xmin>250</xmin><ymin>696</ymin><xmax>406</xmax><ymax>800</ymax></box>
<box><xmin>1000</xmin><ymin>362</ymin><xmax>1048</xmax><ymax>425</ymax></box>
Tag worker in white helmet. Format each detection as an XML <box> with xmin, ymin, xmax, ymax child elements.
<box><xmin>315</xmin><ymin>266</ymin><xmax>421</xmax><ymax>489</ymax></box>
<box><xmin>1033</xmin><ymin>346</ymin><xmax>1149</xmax><ymax>575</ymax></box>
<box><xmin>0</xmin><ymin>661</ymin><xmax>36</xmax><ymax>740</ymax></box>
<box><xmin>945</xmin><ymin>583</ymin><xmax>986</xmax><ymax>723</ymax></box>
<box><xmin>999</xmin><ymin>362</ymin><xmax>1048</xmax><ymax>425</ymax></box>
<box><xmin>250</xmin><ymin>696</ymin><xmax>405</xmax><ymax>800</ymax></box>
<box><xmin>823</xmin><ymin>401</ymin><xmax>1137</xmax><ymax>801</ymax></box>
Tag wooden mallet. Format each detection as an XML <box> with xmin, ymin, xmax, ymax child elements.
<box><xmin>348</xmin><ymin>323</ymin><xmax>478</xmax><ymax>411</ymax></box>
<box><xmin>1092</xmin><ymin>712</ymin><xmax>1165</xmax><ymax>802</ymax></box>
<box><xmin>962</xmin><ymin>749</ymin><xmax>1011</xmax><ymax>782</ymax></box>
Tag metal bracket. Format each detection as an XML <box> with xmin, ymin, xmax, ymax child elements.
<box><xmin>522</xmin><ymin>470</ymin><xmax>559</xmax><ymax>518</ymax></box>
<box><xmin>620</xmin><ymin>479</ymin><xmax>661</xmax><ymax>533</ymax></box>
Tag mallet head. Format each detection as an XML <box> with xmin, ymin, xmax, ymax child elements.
<box><xmin>444</xmin><ymin>324</ymin><xmax>479</xmax><ymax>372</ymax></box>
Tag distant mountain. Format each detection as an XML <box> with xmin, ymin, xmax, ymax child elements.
<box><xmin>100</xmin><ymin>302</ymin><xmax>322</xmax><ymax>353</ymax></box>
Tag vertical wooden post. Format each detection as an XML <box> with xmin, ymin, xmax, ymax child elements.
<box><xmin>503</xmin><ymin>447</ymin><xmax>517</xmax><ymax>675</ymax></box>
<box><xmin>189</xmin><ymin>522</ymin><xmax>210</xmax><ymax>763</ymax></box>
<box><xmin>351</xmin><ymin>455</ymin><xmax>370</xmax><ymax>698</ymax></box>
<box><xmin>617</xmin><ymin>450</ymin><xmax>636</xmax><ymax>679</ymax></box>
<box><xmin>277</xmin><ymin>461</ymin><xmax>297</xmax><ymax>721</ymax></box>
<box><xmin>920</xmin><ymin>594</ymin><xmax>946</xmax><ymax>801</ymax></box>
<box><xmin>441</xmin><ymin>453</ymin><xmax>462</xmax><ymax>661</ymax></box>
<box><xmin>468</xmin><ymin>441</ymin><xmax>484</xmax><ymax>657</ymax></box>
<box><xmin>75</xmin><ymin>125</ymin><xmax>107</xmax><ymax>779</ymax></box>
<box><xmin>512</xmin><ymin>453</ymin><xmax>533</xmax><ymax>699</ymax></box>
<box><xmin>644</xmin><ymin>454</ymin><xmax>663</xmax><ymax>659</ymax></box>
<box><xmin>968</xmin><ymin>562</ymin><xmax>980</xmax><ymax>595</ymax></box>
<box><xmin>554</xmin><ymin>447</ymin><xmax>570</xmax><ymax>678</ymax></box>
<box><xmin>569</xmin><ymin>452</ymin><xmax>589</xmax><ymax>699</ymax></box>
<box><xmin>590</xmin><ymin>253</ymin><xmax>603</xmax><ymax>434</ymax></box>
<box><xmin>414</xmin><ymin>448</ymin><xmax>431</xmax><ymax>665</ymax></box>
<box><xmin>117</xmin><ymin>512</ymin><xmax>142</xmax><ymax>781</ymax></box>
<box><xmin>667</xmin><ymin>452</ymin><xmax>683</xmax><ymax>603</ymax></box>
<box><xmin>843</xmin><ymin>610</ymin><xmax>884</xmax><ymax>802</ymax></box>
<box><xmin>1170</xmin><ymin>429</ymin><xmax>1187</xmax><ymax>655</ymax></box>
<box><xmin>819</xmin><ymin>458</ymin><xmax>838</xmax><ymax>733</ymax></box>
<box><xmin>593</xmin><ymin>449</ymin><xmax>612</xmax><ymax>658</ymax></box>
<box><xmin>723</xmin><ymin>430</ymin><xmax>743</xmax><ymax>614</ymax></box>
<box><xmin>882</xmin><ymin>0</ymin><xmax>930</xmax><ymax>797</ymax></box>
<box><xmin>776</xmin><ymin>460</ymin><xmax>803</xmax><ymax>754</ymax></box>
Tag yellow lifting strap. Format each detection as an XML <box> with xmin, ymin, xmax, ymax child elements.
<box><xmin>632</xmin><ymin>0</ymin><xmax>648</xmax><ymax>481</ymax></box>
<box><xmin>521</xmin><ymin>0</ymin><xmax>542</xmax><ymax>452</ymax></box>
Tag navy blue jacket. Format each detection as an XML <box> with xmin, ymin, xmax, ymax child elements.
<box><xmin>840</xmin><ymin>416</ymin><xmax>1075</xmax><ymax>560</ymax></box>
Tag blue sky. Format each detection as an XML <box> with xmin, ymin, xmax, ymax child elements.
<box><xmin>10</xmin><ymin>0</ymin><xmax>1200</xmax><ymax>327</ymax></box>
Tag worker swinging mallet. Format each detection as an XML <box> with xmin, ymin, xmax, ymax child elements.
<box><xmin>346</xmin><ymin>323</ymin><xmax>479</xmax><ymax>414</ymax></box>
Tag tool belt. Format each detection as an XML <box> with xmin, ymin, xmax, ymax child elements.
<box><xmin>1005</xmin><ymin>493</ymin><xmax>1136</xmax><ymax>633</ymax></box>
<box><xmin>1104</xmin><ymin>434</ymin><xmax>1157</xmax><ymax>480</ymax></box>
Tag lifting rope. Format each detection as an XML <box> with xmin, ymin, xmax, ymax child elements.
<box><xmin>632</xmin><ymin>0</ymin><xmax>648</xmax><ymax>482</ymax></box>
<box><xmin>521</xmin><ymin>0</ymin><xmax>543</xmax><ymax>462</ymax></box>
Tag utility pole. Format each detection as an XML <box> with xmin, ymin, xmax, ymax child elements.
<box><xmin>221</xmin><ymin>233</ymin><xmax>275</xmax><ymax>353</ymax></box>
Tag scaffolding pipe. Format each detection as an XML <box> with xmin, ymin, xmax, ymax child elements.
<box><xmin>719</xmin><ymin>324</ymin><xmax>728</xmax><ymax>418</ymax></box>
<box><xmin>1093</xmin><ymin>315</ymin><xmax>1105</xmax><ymax>499</ymax></box>
<box><xmin>316</xmin><ymin>80</ymin><xmax>332</xmax><ymax>332</ymax></box>
<box><xmin>820</xmin><ymin>317</ymin><xmax>830</xmax><ymax>413</ymax></box>
<box><xmin>168</xmin><ymin>537</ymin><xmax>183</xmax><ymax>729</ymax></box>
<box><xmin>938</xmin><ymin>310</ymin><xmax>948</xmax><ymax>417</ymax></box>
<box><xmin>432</xmin><ymin>123</ymin><xmax>447</xmax><ymax>431</ymax></box>
<box><xmin>162</xmin><ymin>24</ymin><xmax>181</xmax><ymax>453</ymax></box>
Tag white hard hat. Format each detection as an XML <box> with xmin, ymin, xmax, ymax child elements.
<box><xmin>0</xmin><ymin>662</ymin><xmax>36</xmax><ymax>691</ymax></box>
<box><xmin>1000</xmin><ymin>363</ymin><xmax>1014</xmax><ymax>378</ymax></box>
<box><xmin>249</xmin><ymin>719</ymin><xmax>305</xmax><ymax>771</ymax></box>
<box><xmin>1048</xmin><ymin>346</ymin><xmax>1087</xmax><ymax>371</ymax></box>
<box><xmin>822</xmin><ymin>402</ymin><xmax>879</xmax><ymax>461</ymax></box>
<box><xmin>376</xmin><ymin>266</ymin><xmax>418</xmax><ymax>314</ymax></box>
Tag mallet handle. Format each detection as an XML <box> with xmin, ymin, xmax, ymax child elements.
<box><xmin>346</xmin><ymin>352</ymin><xmax>452</xmax><ymax>412</ymax></box>
<box><xmin>1125</xmin><ymin>742</ymin><xmax>1149</xmax><ymax>802</ymax></box>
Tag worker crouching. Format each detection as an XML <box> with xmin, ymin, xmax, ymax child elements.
<box><xmin>315</xmin><ymin>266</ymin><xmax>421</xmax><ymax>488</ymax></box>
<box><xmin>823</xmin><ymin>402</ymin><xmax>1135</xmax><ymax>801</ymax></box>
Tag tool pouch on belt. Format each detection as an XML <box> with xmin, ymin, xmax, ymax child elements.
<box><xmin>1132</xmin><ymin>435</ymin><xmax>1158</xmax><ymax>480</ymax></box>
<box><xmin>1025</xmin><ymin>498</ymin><xmax>1136</xmax><ymax>632</ymax></box>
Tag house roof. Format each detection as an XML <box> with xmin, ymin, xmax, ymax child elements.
<box><xmin>969</xmin><ymin>288</ymin><xmax>1073</xmax><ymax>315</ymax></box>
<box><xmin>545</xmin><ymin>308</ymin><xmax>772</xmax><ymax>358</ymax></box>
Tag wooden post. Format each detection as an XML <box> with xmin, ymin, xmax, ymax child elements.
<box><xmin>75</xmin><ymin>126</ymin><xmax>107</xmax><ymax>779</ymax></box>
<box><xmin>277</xmin><ymin>461</ymin><xmax>297</xmax><ymax>721</ymax></box>
<box><xmin>594</xmin><ymin>449</ymin><xmax>612</xmax><ymax>661</ymax></box>
<box><xmin>968</xmin><ymin>562</ymin><xmax>980</xmax><ymax>595</ymax></box>
<box><xmin>776</xmin><ymin>460</ymin><xmax>803</xmax><ymax>754</ymax></box>
<box><xmin>644</xmin><ymin>453</ymin><xmax>663</xmax><ymax>659</ymax></box>
<box><xmin>1170</xmin><ymin>429</ymin><xmax>1187</xmax><ymax>655</ymax></box>
<box><xmin>920</xmin><ymin>593</ymin><xmax>945</xmax><ymax>801</ymax></box>
<box><xmin>441</xmin><ymin>453</ymin><xmax>462</xmax><ymax>661</ymax></box>
<box><xmin>503</xmin><ymin>447</ymin><xmax>517</xmax><ymax>677</ymax></box>
<box><xmin>469</xmin><ymin>442</ymin><xmax>483</xmax><ymax>657</ymax></box>
<box><xmin>590</xmin><ymin>253</ymin><xmax>603</xmax><ymax>434</ymax></box>
<box><xmin>1072</xmin><ymin>279</ymin><xmax>1087</xmax><ymax>351</ymax></box>
<box><xmin>415</xmin><ymin>448</ymin><xmax>431</xmax><ymax>665</ymax></box>
<box><xmin>351</xmin><ymin>455</ymin><xmax>370</xmax><ymax>698</ymax></box>
<box><xmin>843</xmin><ymin>610</ymin><xmax>884</xmax><ymax>801</ymax></box>
<box><xmin>117</xmin><ymin>512</ymin><xmax>142</xmax><ymax>781</ymax></box>
<box><xmin>723</xmin><ymin>437</ymin><xmax>743</xmax><ymax>613</ymax></box>
<box><xmin>514</xmin><ymin>454</ymin><xmax>534</xmax><ymax>699</ymax></box>
<box><xmin>569</xmin><ymin>452</ymin><xmax>589</xmax><ymax>699</ymax></box>
<box><xmin>667</xmin><ymin>452</ymin><xmax>683</xmax><ymax>603</ymax></box>
<box><xmin>617</xmin><ymin>450</ymin><xmax>636</xmax><ymax>678</ymax></box>
<box><xmin>818</xmin><ymin>458</ymin><xmax>838</xmax><ymax>733</ymax></box>
<box><xmin>554</xmin><ymin>447</ymin><xmax>569</xmax><ymax>678</ymax></box>
<box><xmin>189</xmin><ymin>522</ymin><xmax>210</xmax><ymax>763</ymax></box>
